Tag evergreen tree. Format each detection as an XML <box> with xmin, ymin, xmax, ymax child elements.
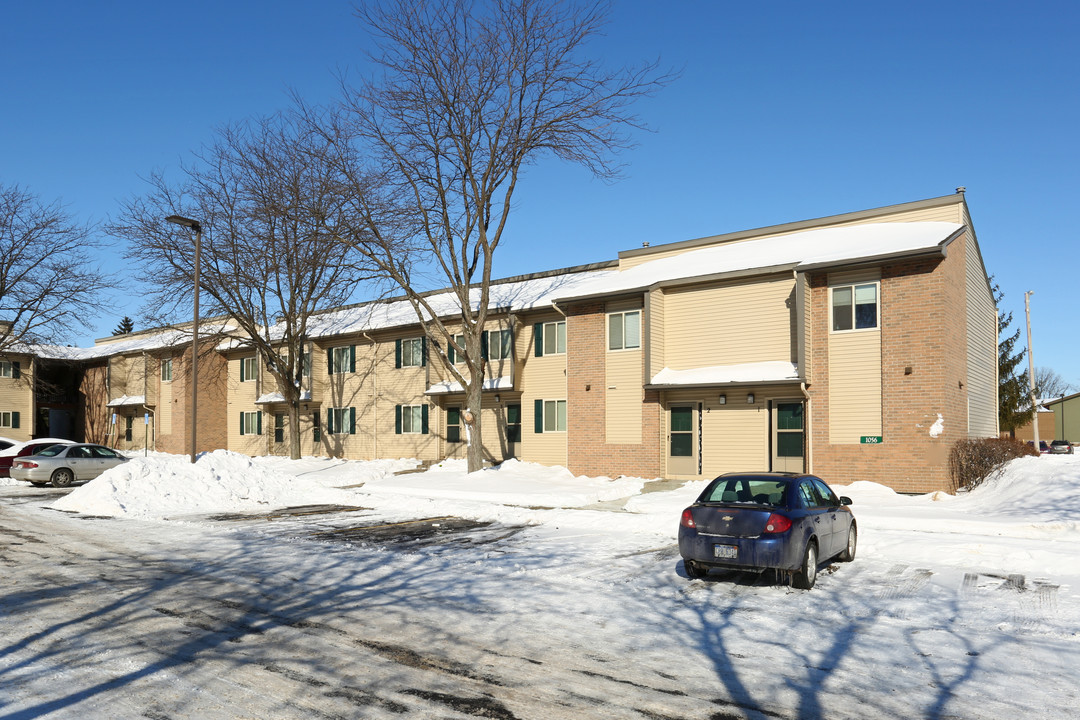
<box><xmin>112</xmin><ymin>316</ymin><xmax>134</xmax><ymax>335</ymax></box>
<box><xmin>995</xmin><ymin>281</ymin><xmax>1033</xmax><ymax>435</ymax></box>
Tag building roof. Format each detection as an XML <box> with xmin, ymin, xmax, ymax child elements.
<box><xmin>554</xmin><ymin>222</ymin><xmax>964</xmax><ymax>303</ymax></box>
<box><xmin>648</xmin><ymin>361</ymin><xmax>800</xmax><ymax>389</ymax></box>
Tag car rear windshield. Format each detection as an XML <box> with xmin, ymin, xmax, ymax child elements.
<box><xmin>699</xmin><ymin>477</ymin><xmax>788</xmax><ymax>506</ymax></box>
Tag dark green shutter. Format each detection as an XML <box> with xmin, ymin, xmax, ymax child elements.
<box><xmin>11</xmin><ymin>411</ymin><xmax>19</xmax><ymax>429</ymax></box>
<box><xmin>349</xmin><ymin>407</ymin><xmax>356</xmax><ymax>435</ymax></box>
<box><xmin>421</xmin><ymin>337</ymin><xmax>428</xmax><ymax>366</ymax></box>
<box><xmin>480</xmin><ymin>331</ymin><xmax>489</xmax><ymax>360</ymax></box>
<box><xmin>327</xmin><ymin>348</ymin><xmax>333</xmax><ymax>374</ymax></box>
<box><xmin>349</xmin><ymin>345</ymin><xmax>356</xmax><ymax>373</ymax></box>
<box><xmin>395</xmin><ymin>405</ymin><xmax>402</xmax><ymax>434</ymax></box>
<box><xmin>239</xmin><ymin>412</ymin><xmax>245</xmax><ymax>436</ymax></box>
<box><xmin>240</xmin><ymin>358</ymin><xmax>246</xmax><ymax>382</ymax></box>
<box><xmin>448</xmin><ymin>339</ymin><xmax>456</xmax><ymax>365</ymax></box>
<box><xmin>327</xmin><ymin>409</ymin><xmax>335</xmax><ymax>435</ymax></box>
<box><xmin>534</xmin><ymin>323</ymin><xmax>543</xmax><ymax>357</ymax></box>
<box><xmin>421</xmin><ymin>404</ymin><xmax>429</xmax><ymax>434</ymax></box>
<box><xmin>395</xmin><ymin>339</ymin><xmax>402</xmax><ymax>368</ymax></box>
<box><xmin>256</xmin><ymin>411</ymin><xmax>262</xmax><ymax>435</ymax></box>
<box><xmin>534</xmin><ymin>399</ymin><xmax>544</xmax><ymax>434</ymax></box>
<box><xmin>12</xmin><ymin>362</ymin><xmax>20</xmax><ymax>379</ymax></box>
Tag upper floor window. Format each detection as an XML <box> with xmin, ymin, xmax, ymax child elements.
<box><xmin>161</xmin><ymin>358</ymin><xmax>173</xmax><ymax>382</ymax></box>
<box><xmin>486</xmin><ymin>329</ymin><xmax>512</xmax><ymax>360</ymax></box>
<box><xmin>608</xmin><ymin>311</ymin><xmax>641</xmax><ymax>351</ymax></box>
<box><xmin>240</xmin><ymin>356</ymin><xmax>258</xmax><ymax>382</ymax></box>
<box><xmin>329</xmin><ymin>346</ymin><xmax>355</xmax><ymax>375</ymax></box>
<box><xmin>543</xmin><ymin>321</ymin><xmax>566</xmax><ymax>355</ymax></box>
<box><xmin>832</xmin><ymin>283</ymin><xmax>878</xmax><ymax>331</ymax></box>
<box><xmin>449</xmin><ymin>334</ymin><xmax>466</xmax><ymax>364</ymax></box>
<box><xmin>398</xmin><ymin>337</ymin><xmax>425</xmax><ymax>368</ymax></box>
<box><xmin>0</xmin><ymin>360</ymin><xmax>16</xmax><ymax>379</ymax></box>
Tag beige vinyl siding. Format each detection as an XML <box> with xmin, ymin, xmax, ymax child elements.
<box><xmin>662</xmin><ymin>275</ymin><xmax>795</xmax><ymax>370</ymax></box>
<box><xmin>313</xmin><ymin>340</ymin><xmax>379</xmax><ymax>460</ymax></box>
<box><xmin>0</xmin><ymin>355</ymin><xmax>32</xmax><ymax>442</ymax></box>
<box><xmin>605</xmin><ymin>347</ymin><xmax>641</xmax><ymax>444</ymax></box>
<box><xmin>963</xmin><ymin>230</ymin><xmax>998</xmax><ymax>437</ymax></box>
<box><xmin>701</xmin><ymin>402</ymin><xmax>770</xmax><ymax>476</ymax></box>
<box><xmin>158</xmin><ymin>374</ymin><xmax>173</xmax><ymax>437</ymax></box>
<box><xmin>619</xmin><ymin>199</ymin><xmax>965</xmax><ymax>269</ymax></box>
<box><xmin>800</xmin><ymin>272</ymin><xmax>812</xmax><ymax>381</ymax></box>
<box><xmin>109</xmin><ymin>354</ymin><xmax>146</xmax><ymax>398</ymax></box>
<box><xmin>226</xmin><ymin>353</ymin><xmax>265</xmax><ymax>456</ymax></box>
<box><xmin>438</xmin><ymin>394</ymin><xmax>516</xmax><ymax>460</ymax></box>
<box><xmin>518</xmin><ymin>312</ymin><xmax>567</xmax><ymax>466</ymax></box>
<box><xmin>828</xmin><ymin>330</ymin><xmax>883</xmax><ymax>443</ymax></box>
<box><xmin>647</xmin><ymin>288</ymin><xmax>664</xmax><ymax>380</ymax></box>
<box><xmin>372</xmin><ymin>334</ymin><xmax>437</xmax><ymax>460</ymax></box>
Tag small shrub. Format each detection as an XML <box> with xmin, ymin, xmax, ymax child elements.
<box><xmin>948</xmin><ymin>437</ymin><xmax>1037</xmax><ymax>492</ymax></box>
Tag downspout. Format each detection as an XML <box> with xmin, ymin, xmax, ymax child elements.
<box><xmin>551</xmin><ymin>300</ymin><xmax>569</xmax><ymax>466</ymax></box>
<box><xmin>141</xmin><ymin>351</ymin><xmax>151</xmax><ymax>456</ymax></box>
<box><xmin>363</xmin><ymin>333</ymin><xmax>377</xmax><ymax>459</ymax></box>
<box><xmin>800</xmin><ymin>382</ymin><xmax>812</xmax><ymax>473</ymax></box>
<box><xmin>795</xmin><ymin>270</ymin><xmax>812</xmax><ymax>473</ymax></box>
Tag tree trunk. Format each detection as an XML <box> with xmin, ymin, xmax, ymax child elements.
<box><xmin>465</xmin><ymin>376</ymin><xmax>484</xmax><ymax>473</ymax></box>
<box><xmin>288</xmin><ymin>400</ymin><xmax>302</xmax><ymax>461</ymax></box>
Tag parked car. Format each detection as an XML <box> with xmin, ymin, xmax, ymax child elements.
<box><xmin>0</xmin><ymin>436</ymin><xmax>17</xmax><ymax>451</ymax></box>
<box><xmin>1049</xmin><ymin>440</ymin><xmax>1074</xmax><ymax>455</ymax></box>
<box><xmin>10</xmin><ymin>443</ymin><xmax>128</xmax><ymax>488</ymax></box>
<box><xmin>678</xmin><ymin>472</ymin><xmax>856</xmax><ymax>590</ymax></box>
<box><xmin>1026</xmin><ymin>440</ymin><xmax>1052</xmax><ymax>454</ymax></box>
<box><xmin>0</xmin><ymin>438</ymin><xmax>75</xmax><ymax>477</ymax></box>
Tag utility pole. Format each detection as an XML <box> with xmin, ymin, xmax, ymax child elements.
<box><xmin>1024</xmin><ymin>291</ymin><xmax>1040</xmax><ymax>452</ymax></box>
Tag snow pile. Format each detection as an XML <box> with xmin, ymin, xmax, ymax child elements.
<box><xmin>52</xmin><ymin>450</ymin><xmax>360</xmax><ymax>519</ymax></box>
<box><xmin>360</xmin><ymin>458</ymin><xmax>649</xmax><ymax>508</ymax></box>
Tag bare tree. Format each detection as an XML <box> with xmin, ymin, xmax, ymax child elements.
<box><xmin>323</xmin><ymin>0</ymin><xmax>672</xmax><ymax>472</ymax></box>
<box><xmin>112</xmin><ymin>113</ymin><xmax>380</xmax><ymax>459</ymax></box>
<box><xmin>1035</xmin><ymin>366</ymin><xmax>1075</xmax><ymax>400</ymax></box>
<box><xmin>0</xmin><ymin>183</ymin><xmax>109</xmax><ymax>351</ymax></box>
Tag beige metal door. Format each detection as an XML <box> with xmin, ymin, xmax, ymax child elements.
<box><xmin>772</xmin><ymin>400</ymin><xmax>805</xmax><ymax>473</ymax></box>
<box><xmin>668</xmin><ymin>404</ymin><xmax>698</xmax><ymax>476</ymax></box>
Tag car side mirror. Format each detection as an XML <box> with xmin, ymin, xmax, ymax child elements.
<box><xmin>839</xmin><ymin>496</ymin><xmax>853</xmax><ymax>506</ymax></box>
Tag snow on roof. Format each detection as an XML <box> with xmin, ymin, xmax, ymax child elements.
<box><xmin>255</xmin><ymin>391</ymin><xmax>312</xmax><ymax>404</ymax></box>
<box><xmin>426</xmin><ymin>376</ymin><xmax>514</xmax><ymax>395</ymax></box>
<box><xmin>34</xmin><ymin>321</ymin><xmax>239</xmax><ymax>361</ymax></box>
<box><xmin>649</xmin><ymin>361</ymin><xmax>800</xmax><ymax>387</ymax></box>
<box><xmin>556</xmin><ymin>222</ymin><xmax>963</xmax><ymax>301</ymax></box>
<box><xmin>106</xmin><ymin>395</ymin><xmax>146</xmax><ymax>407</ymax></box>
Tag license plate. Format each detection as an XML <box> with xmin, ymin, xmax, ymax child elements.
<box><xmin>713</xmin><ymin>544</ymin><xmax>738</xmax><ymax>559</ymax></box>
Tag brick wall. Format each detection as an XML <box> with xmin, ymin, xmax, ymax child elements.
<box><xmin>809</xmin><ymin>242</ymin><xmax>971</xmax><ymax>493</ymax></box>
<box><xmin>565</xmin><ymin>302</ymin><xmax>662</xmax><ymax>478</ymax></box>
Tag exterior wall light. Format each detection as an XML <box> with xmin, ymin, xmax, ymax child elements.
<box><xmin>747</xmin><ymin>393</ymin><xmax>755</xmax><ymax>404</ymax></box>
<box><xmin>718</xmin><ymin>394</ymin><xmax>726</xmax><ymax>405</ymax></box>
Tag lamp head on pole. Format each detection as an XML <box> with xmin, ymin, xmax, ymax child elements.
<box><xmin>166</xmin><ymin>215</ymin><xmax>202</xmax><ymax>233</ymax></box>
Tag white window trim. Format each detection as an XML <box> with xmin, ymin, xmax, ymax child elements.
<box><xmin>401</xmin><ymin>404</ymin><xmax>425</xmax><ymax>434</ymax></box>
<box><xmin>329</xmin><ymin>346</ymin><xmax>352</xmax><ymax>375</ymax></box>
<box><xmin>829</xmin><ymin>281</ymin><xmax>880</xmax><ymax>334</ymax></box>
<box><xmin>542</xmin><ymin>320</ymin><xmax>567</xmax><ymax>356</ymax></box>
<box><xmin>241</xmin><ymin>411</ymin><xmax>261</xmax><ymax>435</ymax></box>
<box><xmin>401</xmin><ymin>337</ymin><xmax>424</xmax><ymax>368</ymax></box>
<box><xmin>607</xmin><ymin>310</ymin><xmax>641</xmax><ymax>351</ymax></box>
<box><xmin>161</xmin><ymin>358</ymin><xmax>173</xmax><ymax>382</ymax></box>
<box><xmin>0</xmin><ymin>361</ymin><xmax>12</xmax><ymax>379</ymax></box>
<box><xmin>241</xmin><ymin>356</ymin><xmax>258</xmax><ymax>382</ymax></box>
<box><xmin>543</xmin><ymin>399</ymin><xmax>568</xmax><ymax>433</ymax></box>
<box><xmin>328</xmin><ymin>406</ymin><xmax>353</xmax><ymax>435</ymax></box>
<box><xmin>0</xmin><ymin>411</ymin><xmax>12</xmax><ymax>428</ymax></box>
<box><xmin>488</xmin><ymin>328</ymin><xmax>513</xmax><ymax>360</ymax></box>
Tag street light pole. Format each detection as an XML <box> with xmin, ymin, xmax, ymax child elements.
<box><xmin>166</xmin><ymin>215</ymin><xmax>202</xmax><ymax>464</ymax></box>
<box><xmin>1024</xmin><ymin>291</ymin><xmax>1039</xmax><ymax>452</ymax></box>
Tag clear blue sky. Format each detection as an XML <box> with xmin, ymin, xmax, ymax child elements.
<box><xmin>2</xmin><ymin>1</ymin><xmax>1077</xmax><ymax>386</ymax></box>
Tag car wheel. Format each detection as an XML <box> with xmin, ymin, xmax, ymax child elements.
<box><xmin>839</xmin><ymin>523</ymin><xmax>857</xmax><ymax>562</ymax></box>
<box><xmin>685</xmin><ymin>560</ymin><xmax>708</xmax><ymax>579</ymax></box>
<box><xmin>793</xmin><ymin>540</ymin><xmax>818</xmax><ymax>590</ymax></box>
<box><xmin>50</xmin><ymin>468</ymin><xmax>75</xmax><ymax>488</ymax></box>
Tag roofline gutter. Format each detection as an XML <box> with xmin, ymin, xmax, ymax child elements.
<box><xmin>644</xmin><ymin>378</ymin><xmax>802</xmax><ymax>391</ymax></box>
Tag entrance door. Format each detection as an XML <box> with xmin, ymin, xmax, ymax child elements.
<box><xmin>668</xmin><ymin>404</ymin><xmax>698</xmax><ymax>476</ymax></box>
<box><xmin>772</xmin><ymin>401</ymin><xmax>805</xmax><ymax>473</ymax></box>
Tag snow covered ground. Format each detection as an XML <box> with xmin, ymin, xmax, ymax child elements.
<box><xmin>2</xmin><ymin>452</ymin><xmax>1078</xmax><ymax>718</ymax></box>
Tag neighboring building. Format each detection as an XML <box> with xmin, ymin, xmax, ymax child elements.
<box><xmin>21</xmin><ymin>192</ymin><xmax>999</xmax><ymax>493</ymax></box>
<box><xmin>1006</xmin><ymin>401</ymin><xmax>1057</xmax><ymax>445</ymax></box>
<box><xmin>0</xmin><ymin>350</ymin><xmax>34</xmax><ymax>442</ymax></box>
<box><xmin>1046</xmin><ymin>392</ymin><xmax>1080</xmax><ymax>443</ymax></box>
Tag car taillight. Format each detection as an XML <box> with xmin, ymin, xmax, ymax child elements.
<box><xmin>16</xmin><ymin>461</ymin><xmax>37</xmax><ymax>469</ymax></box>
<box><xmin>763</xmin><ymin>513</ymin><xmax>792</xmax><ymax>534</ymax></box>
<box><xmin>680</xmin><ymin>508</ymin><xmax>696</xmax><ymax>529</ymax></box>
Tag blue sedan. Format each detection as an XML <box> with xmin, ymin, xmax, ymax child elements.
<box><xmin>678</xmin><ymin>472</ymin><xmax>856</xmax><ymax>589</ymax></box>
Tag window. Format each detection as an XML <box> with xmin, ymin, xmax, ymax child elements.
<box><xmin>329</xmin><ymin>346</ymin><xmax>355</xmax><ymax>375</ymax></box>
<box><xmin>832</xmin><ymin>283</ymin><xmax>878</xmax><ymax>331</ymax></box>
<box><xmin>776</xmin><ymin>402</ymin><xmax>804</xmax><ymax>458</ymax></box>
<box><xmin>486</xmin><ymin>329</ymin><xmax>512</xmax><ymax>360</ymax></box>
<box><xmin>327</xmin><ymin>407</ymin><xmax>356</xmax><ymax>435</ymax></box>
<box><xmin>446</xmin><ymin>406</ymin><xmax>461</xmax><ymax>443</ymax></box>
<box><xmin>534</xmin><ymin>399</ymin><xmax>567</xmax><ymax>433</ymax></box>
<box><xmin>448</xmin><ymin>334</ymin><xmax>466</xmax><ymax>364</ymax></box>
<box><xmin>160</xmin><ymin>358</ymin><xmax>173</xmax><ymax>382</ymax></box>
<box><xmin>506</xmin><ymin>404</ymin><xmax>521</xmax><ymax>443</ymax></box>
<box><xmin>539</xmin><ymin>321</ymin><xmax>566</xmax><ymax>356</ymax></box>
<box><xmin>124</xmin><ymin>416</ymin><xmax>133</xmax><ymax>442</ymax></box>
<box><xmin>396</xmin><ymin>404</ymin><xmax>428</xmax><ymax>434</ymax></box>
<box><xmin>274</xmin><ymin>413</ymin><xmax>285</xmax><ymax>443</ymax></box>
<box><xmin>396</xmin><ymin>337</ymin><xmax>425</xmax><ymax>368</ymax></box>
<box><xmin>240</xmin><ymin>356</ymin><xmax>258</xmax><ymax>382</ymax></box>
<box><xmin>312</xmin><ymin>410</ymin><xmax>321</xmax><ymax>443</ymax></box>
<box><xmin>608</xmin><ymin>311</ymin><xmax>641</xmax><ymax>351</ymax></box>
<box><xmin>0</xmin><ymin>361</ymin><xmax>11</xmax><ymax>378</ymax></box>
<box><xmin>0</xmin><ymin>411</ymin><xmax>19</xmax><ymax>428</ymax></box>
<box><xmin>278</xmin><ymin>351</ymin><xmax>311</xmax><ymax>378</ymax></box>
<box><xmin>240</xmin><ymin>411</ymin><xmax>262</xmax><ymax>436</ymax></box>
